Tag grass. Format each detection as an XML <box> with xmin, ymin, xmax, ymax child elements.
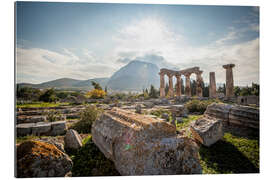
<box><xmin>176</xmin><ymin>115</ymin><xmax>202</xmax><ymax>130</ymax></box>
<box><xmin>67</xmin><ymin>135</ymin><xmax>120</xmax><ymax>176</ymax></box>
<box><xmin>16</xmin><ymin>135</ymin><xmax>62</xmax><ymax>144</ymax></box>
<box><xmin>199</xmin><ymin>133</ymin><xmax>259</xmax><ymax>174</ymax></box>
<box><xmin>16</xmin><ymin>135</ymin><xmax>41</xmax><ymax>144</ymax></box>
<box><xmin>16</xmin><ymin>102</ymin><xmax>70</xmax><ymax>108</ymax></box>
<box><xmin>185</xmin><ymin>99</ymin><xmax>221</xmax><ymax>114</ymax></box>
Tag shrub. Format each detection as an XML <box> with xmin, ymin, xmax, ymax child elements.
<box><xmin>39</xmin><ymin>88</ymin><xmax>58</xmax><ymax>102</ymax></box>
<box><xmin>185</xmin><ymin>99</ymin><xmax>220</xmax><ymax>114</ymax></box>
<box><xmin>86</xmin><ymin>89</ymin><xmax>106</xmax><ymax>99</ymax></box>
<box><xmin>45</xmin><ymin>110</ymin><xmax>62</xmax><ymax>122</ymax></box>
<box><xmin>71</xmin><ymin>105</ymin><xmax>101</xmax><ymax>133</ymax></box>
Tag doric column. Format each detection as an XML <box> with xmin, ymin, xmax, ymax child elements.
<box><xmin>185</xmin><ymin>73</ymin><xmax>191</xmax><ymax>97</ymax></box>
<box><xmin>168</xmin><ymin>74</ymin><xmax>174</xmax><ymax>98</ymax></box>
<box><xmin>159</xmin><ymin>72</ymin><xmax>165</xmax><ymax>98</ymax></box>
<box><xmin>209</xmin><ymin>72</ymin><xmax>217</xmax><ymax>98</ymax></box>
<box><xmin>223</xmin><ymin>64</ymin><xmax>235</xmax><ymax>98</ymax></box>
<box><xmin>176</xmin><ymin>75</ymin><xmax>182</xmax><ymax>97</ymax></box>
<box><xmin>196</xmin><ymin>71</ymin><xmax>203</xmax><ymax>97</ymax></box>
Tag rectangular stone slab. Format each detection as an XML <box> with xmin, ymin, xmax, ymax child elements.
<box><xmin>92</xmin><ymin>107</ymin><xmax>202</xmax><ymax>175</ymax></box>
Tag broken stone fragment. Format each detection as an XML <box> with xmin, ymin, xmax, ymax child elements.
<box><xmin>135</xmin><ymin>104</ymin><xmax>142</xmax><ymax>114</ymax></box>
<box><xmin>190</xmin><ymin>115</ymin><xmax>223</xmax><ymax>147</ymax></box>
<box><xmin>64</xmin><ymin>129</ymin><xmax>83</xmax><ymax>150</ymax></box>
<box><xmin>16</xmin><ymin>141</ymin><xmax>73</xmax><ymax>177</ymax></box>
<box><xmin>92</xmin><ymin>108</ymin><xmax>202</xmax><ymax>175</ymax></box>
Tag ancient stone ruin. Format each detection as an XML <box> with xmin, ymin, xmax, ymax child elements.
<box><xmin>223</xmin><ymin>64</ymin><xmax>235</xmax><ymax>98</ymax></box>
<box><xmin>190</xmin><ymin>115</ymin><xmax>223</xmax><ymax>147</ymax></box>
<box><xmin>92</xmin><ymin>107</ymin><xmax>202</xmax><ymax>175</ymax></box>
<box><xmin>159</xmin><ymin>67</ymin><xmax>204</xmax><ymax>98</ymax></box>
<box><xmin>205</xmin><ymin>103</ymin><xmax>259</xmax><ymax>130</ymax></box>
<box><xmin>209</xmin><ymin>72</ymin><xmax>217</xmax><ymax>98</ymax></box>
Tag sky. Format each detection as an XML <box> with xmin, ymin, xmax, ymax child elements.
<box><xmin>16</xmin><ymin>2</ymin><xmax>259</xmax><ymax>86</ymax></box>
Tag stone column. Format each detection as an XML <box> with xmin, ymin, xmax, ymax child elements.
<box><xmin>159</xmin><ymin>72</ymin><xmax>165</xmax><ymax>98</ymax></box>
<box><xmin>168</xmin><ymin>74</ymin><xmax>174</xmax><ymax>98</ymax></box>
<box><xmin>196</xmin><ymin>71</ymin><xmax>203</xmax><ymax>97</ymax></box>
<box><xmin>185</xmin><ymin>73</ymin><xmax>191</xmax><ymax>97</ymax></box>
<box><xmin>223</xmin><ymin>64</ymin><xmax>235</xmax><ymax>98</ymax></box>
<box><xmin>176</xmin><ymin>75</ymin><xmax>182</xmax><ymax>97</ymax></box>
<box><xmin>209</xmin><ymin>72</ymin><xmax>217</xmax><ymax>98</ymax></box>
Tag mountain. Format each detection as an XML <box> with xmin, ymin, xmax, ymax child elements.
<box><xmin>106</xmin><ymin>60</ymin><xmax>160</xmax><ymax>91</ymax></box>
<box><xmin>18</xmin><ymin>77</ymin><xmax>110</xmax><ymax>91</ymax></box>
<box><xmin>17</xmin><ymin>60</ymin><xmax>160</xmax><ymax>92</ymax></box>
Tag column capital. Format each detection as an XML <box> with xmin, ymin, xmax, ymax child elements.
<box><xmin>223</xmin><ymin>64</ymin><xmax>235</xmax><ymax>69</ymax></box>
<box><xmin>184</xmin><ymin>73</ymin><xmax>191</xmax><ymax>78</ymax></box>
<box><xmin>167</xmin><ymin>73</ymin><xmax>173</xmax><ymax>78</ymax></box>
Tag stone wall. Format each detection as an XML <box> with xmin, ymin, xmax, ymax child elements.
<box><xmin>204</xmin><ymin>103</ymin><xmax>259</xmax><ymax>130</ymax></box>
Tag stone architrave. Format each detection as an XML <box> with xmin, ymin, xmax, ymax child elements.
<box><xmin>185</xmin><ymin>73</ymin><xmax>191</xmax><ymax>97</ymax></box>
<box><xmin>209</xmin><ymin>72</ymin><xmax>217</xmax><ymax>98</ymax></box>
<box><xmin>159</xmin><ymin>72</ymin><xmax>165</xmax><ymax>98</ymax></box>
<box><xmin>168</xmin><ymin>74</ymin><xmax>174</xmax><ymax>98</ymax></box>
<box><xmin>92</xmin><ymin>108</ymin><xmax>202</xmax><ymax>175</ymax></box>
<box><xmin>196</xmin><ymin>71</ymin><xmax>203</xmax><ymax>97</ymax></box>
<box><xmin>223</xmin><ymin>64</ymin><xmax>235</xmax><ymax>98</ymax></box>
<box><xmin>176</xmin><ymin>75</ymin><xmax>182</xmax><ymax>97</ymax></box>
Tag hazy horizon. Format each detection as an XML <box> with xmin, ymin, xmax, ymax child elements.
<box><xmin>16</xmin><ymin>2</ymin><xmax>259</xmax><ymax>86</ymax></box>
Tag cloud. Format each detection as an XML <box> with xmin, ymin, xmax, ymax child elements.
<box><xmin>111</xmin><ymin>17</ymin><xmax>259</xmax><ymax>86</ymax></box>
<box><xmin>16</xmin><ymin>47</ymin><xmax>117</xmax><ymax>84</ymax></box>
<box><xmin>17</xmin><ymin>14</ymin><xmax>259</xmax><ymax>86</ymax></box>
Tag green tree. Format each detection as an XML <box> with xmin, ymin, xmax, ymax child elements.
<box><xmin>149</xmin><ymin>85</ymin><xmax>158</xmax><ymax>98</ymax></box>
<box><xmin>191</xmin><ymin>80</ymin><xmax>197</xmax><ymax>96</ymax></box>
<box><xmin>165</xmin><ymin>83</ymin><xmax>169</xmax><ymax>96</ymax></box>
<box><xmin>91</xmin><ymin>81</ymin><xmax>102</xmax><ymax>90</ymax></box>
<box><xmin>234</xmin><ymin>86</ymin><xmax>241</xmax><ymax>97</ymax></box>
<box><xmin>39</xmin><ymin>88</ymin><xmax>58</xmax><ymax>102</ymax></box>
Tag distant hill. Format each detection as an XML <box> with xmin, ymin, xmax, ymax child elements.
<box><xmin>106</xmin><ymin>60</ymin><xmax>160</xmax><ymax>91</ymax></box>
<box><xmin>17</xmin><ymin>77</ymin><xmax>110</xmax><ymax>91</ymax></box>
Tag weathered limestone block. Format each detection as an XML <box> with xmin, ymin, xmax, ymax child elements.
<box><xmin>170</xmin><ymin>105</ymin><xmax>188</xmax><ymax>117</ymax></box>
<box><xmin>31</xmin><ymin>122</ymin><xmax>51</xmax><ymax>136</ymax></box>
<box><xmin>204</xmin><ymin>103</ymin><xmax>259</xmax><ymax>130</ymax></box>
<box><xmin>190</xmin><ymin>115</ymin><xmax>223</xmax><ymax>147</ymax></box>
<box><xmin>17</xmin><ymin>110</ymin><xmax>44</xmax><ymax>116</ymax></box>
<box><xmin>51</xmin><ymin>121</ymin><xmax>67</xmax><ymax>136</ymax></box>
<box><xmin>16</xmin><ymin>121</ymin><xmax>67</xmax><ymax>137</ymax></box>
<box><xmin>64</xmin><ymin>129</ymin><xmax>82</xmax><ymax>150</ymax></box>
<box><xmin>17</xmin><ymin>115</ymin><xmax>47</xmax><ymax>124</ymax></box>
<box><xmin>16</xmin><ymin>123</ymin><xmax>35</xmax><ymax>136</ymax></box>
<box><xmin>135</xmin><ymin>104</ymin><xmax>142</xmax><ymax>114</ymax></box>
<box><xmin>92</xmin><ymin>108</ymin><xmax>202</xmax><ymax>175</ymax></box>
<box><xmin>204</xmin><ymin>103</ymin><xmax>232</xmax><ymax>125</ymax></box>
<box><xmin>229</xmin><ymin>105</ymin><xmax>259</xmax><ymax>129</ymax></box>
<box><xmin>16</xmin><ymin>141</ymin><xmax>72</xmax><ymax>177</ymax></box>
<box><xmin>143</xmin><ymin>102</ymin><xmax>155</xmax><ymax>108</ymax></box>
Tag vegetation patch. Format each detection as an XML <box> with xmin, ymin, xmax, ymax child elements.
<box><xmin>150</xmin><ymin>108</ymin><xmax>172</xmax><ymax>118</ymax></box>
<box><xmin>176</xmin><ymin>115</ymin><xmax>202</xmax><ymax>130</ymax></box>
<box><xmin>199</xmin><ymin>133</ymin><xmax>259</xmax><ymax>174</ymax></box>
<box><xmin>68</xmin><ymin>135</ymin><xmax>120</xmax><ymax>176</ymax></box>
<box><xmin>70</xmin><ymin>105</ymin><xmax>101</xmax><ymax>133</ymax></box>
<box><xmin>16</xmin><ymin>102</ymin><xmax>69</xmax><ymax>108</ymax></box>
<box><xmin>185</xmin><ymin>99</ymin><xmax>221</xmax><ymax>114</ymax></box>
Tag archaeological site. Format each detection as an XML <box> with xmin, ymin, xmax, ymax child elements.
<box><xmin>14</xmin><ymin>2</ymin><xmax>260</xmax><ymax>178</ymax></box>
